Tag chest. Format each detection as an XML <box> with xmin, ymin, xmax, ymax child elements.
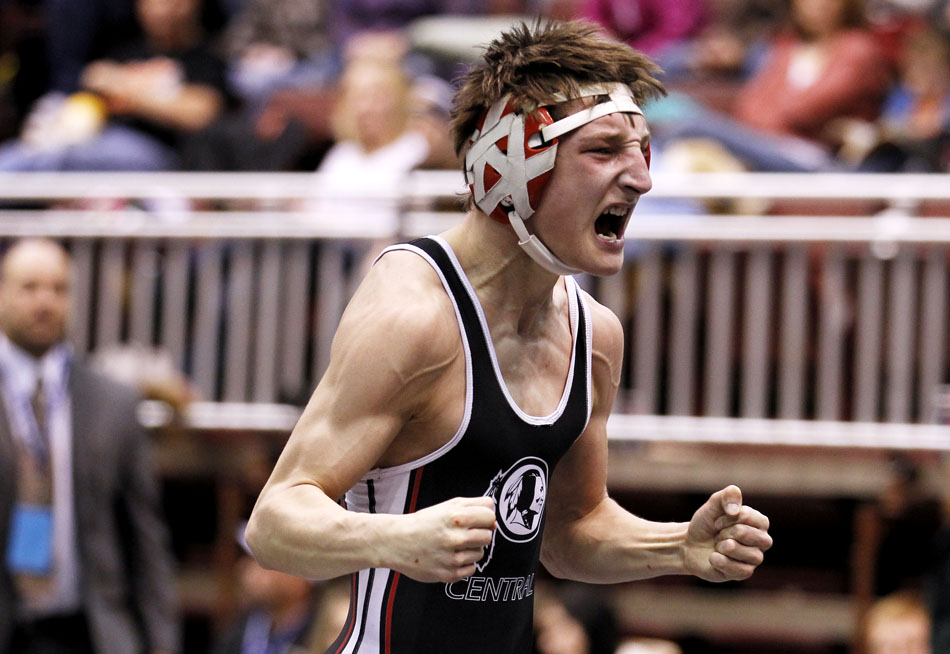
<box><xmin>384</xmin><ymin>304</ymin><xmax>580</xmax><ymax>472</ymax></box>
<box><xmin>488</xmin><ymin>327</ymin><xmax>575</xmax><ymax>418</ymax></box>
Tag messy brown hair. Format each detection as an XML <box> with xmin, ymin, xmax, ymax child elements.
<box><xmin>450</xmin><ymin>19</ymin><xmax>666</xmax><ymax>157</ymax></box>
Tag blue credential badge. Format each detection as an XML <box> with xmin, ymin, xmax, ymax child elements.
<box><xmin>6</xmin><ymin>503</ymin><xmax>53</xmax><ymax>575</ymax></box>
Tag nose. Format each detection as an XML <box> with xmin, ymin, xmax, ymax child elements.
<box><xmin>34</xmin><ymin>285</ymin><xmax>66</xmax><ymax>310</ymax></box>
<box><xmin>619</xmin><ymin>147</ymin><xmax>652</xmax><ymax>197</ymax></box>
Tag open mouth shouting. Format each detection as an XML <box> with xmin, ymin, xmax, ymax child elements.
<box><xmin>595</xmin><ymin>204</ymin><xmax>633</xmax><ymax>244</ymax></box>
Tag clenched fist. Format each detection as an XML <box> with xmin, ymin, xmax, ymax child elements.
<box><xmin>684</xmin><ymin>485</ymin><xmax>772</xmax><ymax>583</ymax></box>
<box><xmin>389</xmin><ymin>496</ymin><xmax>497</xmax><ymax>583</ymax></box>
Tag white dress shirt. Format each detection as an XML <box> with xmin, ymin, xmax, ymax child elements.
<box><xmin>0</xmin><ymin>334</ymin><xmax>81</xmax><ymax>616</ymax></box>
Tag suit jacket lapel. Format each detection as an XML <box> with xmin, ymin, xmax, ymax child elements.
<box><xmin>69</xmin><ymin>363</ymin><xmax>95</xmax><ymax>513</ymax></box>
<box><xmin>0</xmin><ymin>390</ymin><xmax>17</xmax><ymax>509</ymax></box>
<box><xmin>0</xmin><ymin>364</ymin><xmax>18</xmax><ymax>617</ymax></box>
<box><xmin>0</xmin><ymin>392</ymin><xmax>14</xmax><ymax>466</ymax></box>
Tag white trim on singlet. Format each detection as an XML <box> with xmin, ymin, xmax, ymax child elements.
<box><xmin>357</xmin><ymin>242</ymin><xmax>475</xmax><ymax>482</ymax></box>
<box><xmin>430</xmin><ymin>235</ymin><xmax>582</xmax><ymax>426</ymax></box>
<box><xmin>339</xmin><ymin>470</ymin><xmax>413</xmax><ymax>651</ymax></box>
<box><xmin>580</xmin><ymin>290</ymin><xmax>594</xmax><ymax>431</ymax></box>
<box><xmin>336</xmin><ymin>565</ymin><xmax>394</xmax><ymax>654</ymax></box>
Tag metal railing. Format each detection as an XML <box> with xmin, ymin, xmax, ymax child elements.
<box><xmin>1</xmin><ymin>171</ymin><xmax>947</xmax><ymax>443</ymax></box>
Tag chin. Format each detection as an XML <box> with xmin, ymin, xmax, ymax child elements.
<box><xmin>579</xmin><ymin>254</ymin><xmax>624</xmax><ymax>277</ymax></box>
<box><xmin>588</xmin><ymin>264</ymin><xmax>623</xmax><ymax>277</ymax></box>
<box><xmin>24</xmin><ymin>331</ymin><xmax>64</xmax><ymax>353</ymax></box>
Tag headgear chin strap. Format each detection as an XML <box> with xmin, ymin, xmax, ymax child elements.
<box><xmin>465</xmin><ymin>83</ymin><xmax>644</xmax><ymax>276</ymax></box>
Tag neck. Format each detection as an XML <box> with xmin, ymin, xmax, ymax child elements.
<box><xmin>442</xmin><ymin>212</ymin><xmax>563</xmax><ymax>334</ymax></box>
<box><xmin>359</xmin><ymin>128</ymin><xmax>404</xmax><ymax>154</ymax></box>
<box><xmin>3</xmin><ymin>335</ymin><xmax>53</xmax><ymax>360</ymax></box>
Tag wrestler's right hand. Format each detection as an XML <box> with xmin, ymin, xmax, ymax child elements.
<box><xmin>386</xmin><ymin>496</ymin><xmax>496</xmax><ymax>583</ymax></box>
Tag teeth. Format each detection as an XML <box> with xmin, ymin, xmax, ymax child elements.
<box><xmin>597</xmin><ymin>206</ymin><xmax>627</xmax><ymax>241</ymax></box>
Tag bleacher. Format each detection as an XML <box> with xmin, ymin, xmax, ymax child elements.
<box><xmin>1</xmin><ymin>170</ymin><xmax>947</xmax><ymax>653</ymax></box>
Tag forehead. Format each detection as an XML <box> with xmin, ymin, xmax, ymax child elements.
<box><xmin>2</xmin><ymin>244</ymin><xmax>71</xmax><ymax>282</ymax></box>
<box><xmin>344</xmin><ymin>64</ymin><xmax>405</xmax><ymax>94</ymax></box>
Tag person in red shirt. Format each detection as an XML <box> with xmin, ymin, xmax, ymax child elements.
<box><xmin>654</xmin><ymin>0</ymin><xmax>892</xmax><ymax>171</ymax></box>
<box><xmin>735</xmin><ymin>0</ymin><xmax>891</xmax><ymax>144</ymax></box>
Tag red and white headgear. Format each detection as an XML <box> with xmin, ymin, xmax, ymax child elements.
<box><xmin>465</xmin><ymin>82</ymin><xmax>645</xmax><ymax>275</ymax></box>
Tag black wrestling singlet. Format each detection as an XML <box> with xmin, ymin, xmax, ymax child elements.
<box><xmin>327</xmin><ymin>236</ymin><xmax>592</xmax><ymax>654</ymax></box>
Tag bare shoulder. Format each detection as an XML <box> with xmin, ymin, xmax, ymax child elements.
<box><xmin>580</xmin><ymin>289</ymin><xmax>624</xmax><ymax>360</ymax></box>
<box><xmin>332</xmin><ymin>248</ymin><xmax>461</xmax><ymax>387</ymax></box>
<box><xmin>262</xmin><ymin>248</ymin><xmax>461</xmax><ymax>499</ymax></box>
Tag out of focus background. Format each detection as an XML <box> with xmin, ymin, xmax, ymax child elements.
<box><xmin>0</xmin><ymin>0</ymin><xmax>948</xmax><ymax>652</ymax></box>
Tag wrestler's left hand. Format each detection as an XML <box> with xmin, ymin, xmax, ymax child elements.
<box><xmin>683</xmin><ymin>485</ymin><xmax>772</xmax><ymax>583</ymax></box>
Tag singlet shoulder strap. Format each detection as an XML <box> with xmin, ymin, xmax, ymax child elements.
<box><xmin>386</xmin><ymin>237</ymin><xmax>495</xmax><ymax>365</ymax></box>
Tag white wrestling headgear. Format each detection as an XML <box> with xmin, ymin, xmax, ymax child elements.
<box><xmin>465</xmin><ymin>83</ymin><xmax>646</xmax><ymax>276</ymax></box>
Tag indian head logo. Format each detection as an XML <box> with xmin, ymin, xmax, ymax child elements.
<box><xmin>475</xmin><ymin>457</ymin><xmax>548</xmax><ymax>572</ymax></box>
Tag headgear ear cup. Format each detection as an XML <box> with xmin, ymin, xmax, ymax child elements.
<box><xmin>466</xmin><ymin>102</ymin><xmax>558</xmax><ymax>224</ymax></box>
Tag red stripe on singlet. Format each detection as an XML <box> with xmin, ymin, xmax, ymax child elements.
<box><xmin>333</xmin><ymin>572</ymin><xmax>359</xmax><ymax>654</ymax></box>
<box><xmin>384</xmin><ymin>467</ymin><xmax>425</xmax><ymax>654</ymax></box>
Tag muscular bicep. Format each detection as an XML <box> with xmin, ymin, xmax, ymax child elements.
<box><xmin>263</xmin><ymin>253</ymin><xmax>461</xmax><ymax>503</ymax></box>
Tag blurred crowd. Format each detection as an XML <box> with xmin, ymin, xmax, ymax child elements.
<box><xmin>1</xmin><ymin>2</ymin><xmax>949</xmax><ymax>653</ymax></box>
<box><xmin>0</xmin><ymin>0</ymin><xmax>947</xmax><ymax>177</ymax></box>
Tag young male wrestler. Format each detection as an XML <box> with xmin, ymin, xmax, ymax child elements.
<box><xmin>247</xmin><ymin>20</ymin><xmax>772</xmax><ymax>654</ymax></box>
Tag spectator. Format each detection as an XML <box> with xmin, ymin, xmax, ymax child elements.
<box><xmin>42</xmin><ymin>0</ymin><xmax>229</xmax><ymax>95</ymax></box>
<box><xmin>313</xmin><ymin>41</ymin><xmax>435</xmax><ymax>220</ymax></box>
<box><xmin>322</xmin><ymin>52</ymin><xmax>428</xmax><ymax>172</ymax></box>
<box><xmin>838</xmin><ymin>23</ymin><xmax>950</xmax><ymax>171</ymax></box>
<box><xmin>533</xmin><ymin>581</ymin><xmax>684</xmax><ymax>654</ymax></box>
<box><xmin>309</xmin><ymin>42</ymin><xmax>445</xmax><ymax>273</ymax></box>
<box><xmin>329</xmin><ymin>0</ymin><xmax>478</xmax><ymax>60</ymax></box>
<box><xmin>534</xmin><ymin>582</ymin><xmax>621</xmax><ymax>654</ymax></box>
<box><xmin>578</xmin><ymin>0</ymin><xmax>707</xmax><ymax>61</ymax></box>
<box><xmin>865</xmin><ymin>0</ymin><xmax>946</xmax><ymax>67</ymax></box>
<box><xmin>181</xmin><ymin>0</ymin><xmax>341</xmax><ymax>172</ymax></box>
<box><xmin>218</xmin><ymin>0</ymin><xmax>338</xmax><ymax>110</ymax></box>
<box><xmin>735</xmin><ymin>0</ymin><xmax>892</xmax><ymax>144</ymax></box>
<box><xmin>407</xmin><ymin>73</ymin><xmax>460</xmax><ymax>171</ymax></box>
<box><xmin>210</xmin><ymin>528</ymin><xmax>345</xmax><ymax>654</ymax></box>
<box><xmin>0</xmin><ymin>0</ymin><xmax>227</xmax><ymax>172</ymax></box>
<box><xmin>658</xmin><ymin>0</ymin><xmax>787</xmax><ymax>82</ymax></box>
<box><xmin>43</xmin><ymin>0</ymin><xmax>139</xmax><ymax>96</ymax></box>
<box><xmin>90</xmin><ymin>342</ymin><xmax>198</xmax><ymax>411</ymax></box>
<box><xmin>0</xmin><ymin>238</ymin><xmax>180</xmax><ymax>654</ymax></box>
<box><xmin>652</xmin><ymin>0</ymin><xmax>892</xmax><ymax>172</ymax></box>
<box><xmin>863</xmin><ymin>590</ymin><xmax>931</xmax><ymax>654</ymax></box>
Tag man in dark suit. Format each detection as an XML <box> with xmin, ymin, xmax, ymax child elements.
<box><xmin>0</xmin><ymin>238</ymin><xmax>179</xmax><ymax>654</ymax></box>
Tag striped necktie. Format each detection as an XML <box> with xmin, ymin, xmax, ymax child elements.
<box><xmin>12</xmin><ymin>373</ymin><xmax>56</xmax><ymax>607</ymax></box>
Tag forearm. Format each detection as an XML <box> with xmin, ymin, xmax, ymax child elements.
<box><xmin>123</xmin><ymin>85</ymin><xmax>223</xmax><ymax>131</ymax></box>
<box><xmin>246</xmin><ymin>483</ymin><xmax>402</xmax><ymax>580</ymax></box>
<box><xmin>541</xmin><ymin>497</ymin><xmax>689</xmax><ymax>584</ymax></box>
